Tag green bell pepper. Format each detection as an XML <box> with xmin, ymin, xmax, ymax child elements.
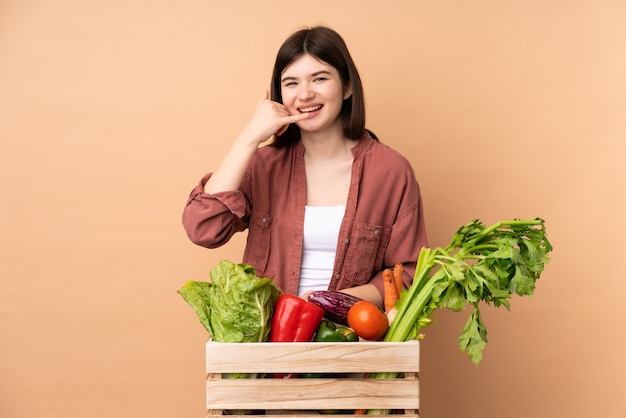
<box><xmin>336</xmin><ymin>326</ymin><xmax>359</xmax><ymax>342</ymax></box>
<box><xmin>314</xmin><ymin>320</ymin><xmax>358</xmax><ymax>342</ymax></box>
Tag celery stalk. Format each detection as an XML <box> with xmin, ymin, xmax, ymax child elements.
<box><xmin>366</xmin><ymin>218</ymin><xmax>552</xmax><ymax>415</ymax></box>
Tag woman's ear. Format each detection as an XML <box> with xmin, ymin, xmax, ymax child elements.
<box><xmin>343</xmin><ymin>82</ymin><xmax>353</xmax><ymax>100</ymax></box>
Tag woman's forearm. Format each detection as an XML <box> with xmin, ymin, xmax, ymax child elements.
<box><xmin>203</xmin><ymin>132</ymin><xmax>260</xmax><ymax>194</ymax></box>
<box><xmin>340</xmin><ymin>283</ymin><xmax>383</xmax><ymax>307</ymax></box>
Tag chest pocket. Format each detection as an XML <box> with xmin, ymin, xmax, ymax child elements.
<box><xmin>243</xmin><ymin>212</ymin><xmax>273</xmax><ymax>277</ymax></box>
<box><xmin>343</xmin><ymin>222</ymin><xmax>392</xmax><ymax>285</ymax></box>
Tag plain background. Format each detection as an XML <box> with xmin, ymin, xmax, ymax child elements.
<box><xmin>1</xmin><ymin>1</ymin><xmax>625</xmax><ymax>417</ymax></box>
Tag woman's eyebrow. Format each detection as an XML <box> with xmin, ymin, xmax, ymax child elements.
<box><xmin>311</xmin><ymin>70</ymin><xmax>332</xmax><ymax>77</ymax></box>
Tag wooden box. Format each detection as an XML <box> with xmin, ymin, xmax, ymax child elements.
<box><xmin>206</xmin><ymin>340</ymin><xmax>420</xmax><ymax>417</ymax></box>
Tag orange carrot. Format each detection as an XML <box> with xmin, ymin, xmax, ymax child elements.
<box><xmin>393</xmin><ymin>263</ymin><xmax>404</xmax><ymax>297</ymax></box>
<box><xmin>383</xmin><ymin>269</ymin><xmax>397</xmax><ymax>313</ymax></box>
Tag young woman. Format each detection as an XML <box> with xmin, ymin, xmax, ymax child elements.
<box><xmin>182</xmin><ymin>26</ymin><xmax>427</xmax><ymax>306</ymax></box>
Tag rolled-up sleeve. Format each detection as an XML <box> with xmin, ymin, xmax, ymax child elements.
<box><xmin>182</xmin><ymin>173</ymin><xmax>250</xmax><ymax>248</ymax></box>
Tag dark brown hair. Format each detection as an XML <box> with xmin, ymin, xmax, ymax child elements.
<box><xmin>269</xmin><ymin>26</ymin><xmax>367</xmax><ymax>147</ymax></box>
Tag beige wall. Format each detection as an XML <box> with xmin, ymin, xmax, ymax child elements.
<box><xmin>1</xmin><ymin>1</ymin><xmax>624</xmax><ymax>417</ymax></box>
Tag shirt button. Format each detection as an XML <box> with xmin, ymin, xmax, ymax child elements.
<box><xmin>344</xmin><ymin>238</ymin><xmax>350</xmax><ymax>244</ymax></box>
<box><xmin>373</xmin><ymin>230</ymin><xmax>379</xmax><ymax>235</ymax></box>
<box><xmin>262</xmin><ymin>217</ymin><xmax>268</xmax><ymax>223</ymax></box>
<box><xmin>335</xmin><ymin>274</ymin><xmax>340</xmax><ymax>279</ymax></box>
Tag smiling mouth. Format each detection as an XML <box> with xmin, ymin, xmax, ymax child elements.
<box><xmin>298</xmin><ymin>104</ymin><xmax>323</xmax><ymax>114</ymax></box>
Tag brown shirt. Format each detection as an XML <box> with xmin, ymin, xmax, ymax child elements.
<box><xmin>182</xmin><ymin>132</ymin><xmax>428</xmax><ymax>297</ymax></box>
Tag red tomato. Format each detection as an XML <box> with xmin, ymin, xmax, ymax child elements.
<box><xmin>347</xmin><ymin>300</ymin><xmax>389</xmax><ymax>341</ymax></box>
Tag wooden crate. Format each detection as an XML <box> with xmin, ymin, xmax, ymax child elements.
<box><xmin>206</xmin><ymin>340</ymin><xmax>419</xmax><ymax>417</ymax></box>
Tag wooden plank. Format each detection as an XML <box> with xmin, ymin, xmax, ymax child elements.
<box><xmin>206</xmin><ymin>377</ymin><xmax>419</xmax><ymax>410</ymax></box>
<box><xmin>205</xmin><ymin>340</ymin><xmax>420</xmax><ymax>416</ymax></box>
<box><xmin>206</xmin><ymin>340</ymin><xmax>419</xmax><ymax>374</ymax></box>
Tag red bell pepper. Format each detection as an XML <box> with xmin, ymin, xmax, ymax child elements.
<box><xmin>269</xmin><ymin>294</ymin><xmax>325</xmax><ymax>342</ymax></box>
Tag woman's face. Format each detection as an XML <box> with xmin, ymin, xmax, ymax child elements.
<box><xmin>280</xmin><ymin>53</ymin><xmax>352</xmax><ymax>136</ymax></box>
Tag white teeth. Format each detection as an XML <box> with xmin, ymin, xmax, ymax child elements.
<box><xmin>299</xmin><ymin>105</ymin><xmax>322</xmax><ymax>113</ymax></box>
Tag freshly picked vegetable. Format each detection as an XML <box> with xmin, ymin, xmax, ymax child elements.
<box><xmin>269</xmin><ymin>294</ymin><xmax>325</xmax><ymax>342</ymax></box>
<box><xmin>179</xmin><ymin>261</ymin><xmax>281</xmax><ymax>414</ymax></box>
<box><xmin>385</xmin><ymin>217</ymin><xmax>552</xmax><ymax>365</ymax></box>
<box><xmin>178</xmin><ymin>260</ymin><xmax>281</xmax><ymax>342</ymax></box>
<box><xmin>363</xmin><ymin>218</ymin><xmax>552</xmax><ymax>415</ymax></box>
<box><xmin>382</xmin><ymin>265</ymin><xmax>404</xmax><ymax>323</ymax></box>
<box><xmin>308</xmin><ymin>290</ymin><xmax>363</xmax><ymax>325</ymax></box>
<box><xmin>314</xmin><ymin>319</ymin><xmax>359</xmax><ymax>342</ymax></box>
<box><xmin>267</xmin><ymin>294</ymin><xmax>324</xmax><ymax>379</ymax></box>
<box><xmin>347</xmin><ymin>300</ymin><xmax>389</xmax><ymax>341</ymax></box>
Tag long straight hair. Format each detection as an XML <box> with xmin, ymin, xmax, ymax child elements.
<box><xmin>269</xmin><ymin>26</ymin><xmax>367</xmax><ymax>147</ymax></box>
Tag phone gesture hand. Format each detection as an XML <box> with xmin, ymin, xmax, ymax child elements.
<box><xmin>244</xmin><ymin>91</ymin><xmax>309</xmax><ymax>144</ymax></box>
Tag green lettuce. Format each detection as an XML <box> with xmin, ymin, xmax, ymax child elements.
<box><xmin>178</xmin><ymin>260</ymin><xmax>281</xmax><ymax>342</ymax></box>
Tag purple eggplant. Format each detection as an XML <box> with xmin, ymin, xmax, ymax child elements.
<box><xmin>308</xmin><ymin>290</ymin><xmax>363</xmax><ymax>326</ymax></box>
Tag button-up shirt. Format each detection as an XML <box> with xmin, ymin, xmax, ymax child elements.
<box><xmin>182</xmin><ymin>132</ymin><xmax>428</xmax><ymax>297</ymax></box>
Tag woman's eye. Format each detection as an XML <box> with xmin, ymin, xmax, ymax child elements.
<box><xmin>314</xmin><ymin>77</ymin><xmax>327</xmax><ymax>82</ymax></box>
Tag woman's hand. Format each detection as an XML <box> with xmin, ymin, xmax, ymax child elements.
<box><xmin>300</xmin><ymin>290</ymin><xmax>315</xmax><ymax>301</ymax></box>
<box><xmin>240</xmin><ymin>90</ymin><xmax>309</xmax><ymax>146</ymax></box>
<box><xmin>203</xmin><ymin>91</ymin><xmax>309</xmax><ymax>194</ymax></box>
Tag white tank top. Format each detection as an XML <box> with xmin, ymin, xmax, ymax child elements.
<box><xmin>298</xmin><ymin>205</ymin><xmax>346</xmax><ymax>297</ymax></box>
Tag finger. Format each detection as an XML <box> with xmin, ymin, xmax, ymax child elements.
<box><xmin>275</xmin><ymin>112</ymin><xmax>310</xmax><ymax>136</ymax></box>
<box><xmin>286</xmin><ymin>112</ymin><xmax>311</xmax><ymax>123</ymax></box>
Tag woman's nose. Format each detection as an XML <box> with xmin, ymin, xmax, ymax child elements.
<box><xmin>298</xmin><ymin>83</ymin><xmax>315</xmax><ymax>100</ymax></box>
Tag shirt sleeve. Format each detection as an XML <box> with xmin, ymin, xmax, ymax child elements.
<box><xmin>182</xmin><ymin>173</ymin><xmax>251</xmax><ymax>248</ymax></box>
